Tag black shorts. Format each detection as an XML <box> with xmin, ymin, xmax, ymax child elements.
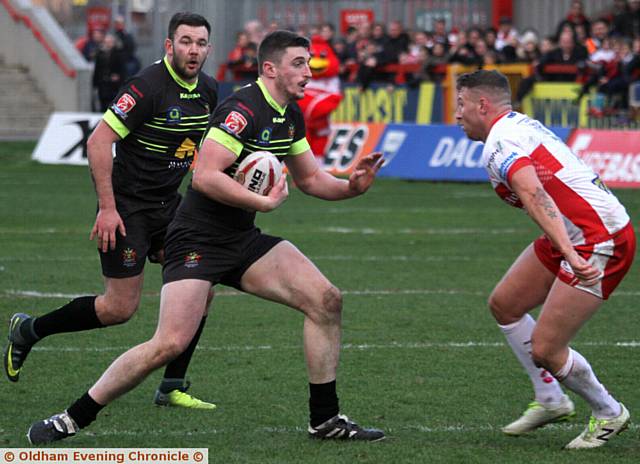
<box><xmin>99</xmin><ymin>198</ymin><xmax>180</xmax><ymax>278</ymax></box>
<box><xmin>162</xmin><ymin>221</ymin><xmax>283</xmax><ymax>290</ymax></box>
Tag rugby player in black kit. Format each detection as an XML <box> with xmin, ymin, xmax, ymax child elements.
<box><xmin>5</xmin><ymin>12</ymin><xmax>217</xmax><ymax>411</ymax></box>
<box><xmin>28</xmin><ymin>30</ymin><xmax>385</xmax><ymax>444</ymax></box>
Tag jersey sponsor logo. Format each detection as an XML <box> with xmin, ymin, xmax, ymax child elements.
<box><xmin>174</xmin><ymin>137</ymin><xmax>196</xmax><ymax>160</ymax></box>
<box><xmin>114</xmin><ymin>93</ymin><xmax>136</xmax><ymax>115</ymax></box>
<box><xmin>499</xmin><ymin>152</ymin><xmax>518</xmax><ymax>179</ymax></box>
<box><xmin>222</xmin><ymin>111</ymin><xmax>248</xmax><ymax>135</ymax></box>
<box><xmin>122</xmin><ymin>248</ymin><xmax>137</xmax><ymax>268</ymax></box>
<box><xmin>591</xmin><ymin>174</ymin><xmax>611</xmax><ymax>194</ymax></box>
<box><xmin>184</xmin><ymin>251</ymin><xmax>202</xmax><ymax>268</ymax></box>
<box><xmin>167</xmin><ymin>106</ymin><xmax>182</xmax><ymax>125</ymax></box>
<box><xmin>272</xmin><ymin>117</ymin><xmax>285</xmax><ymax>123</ymax></box>
<box><xmin>258</xmin><ymin>127</ymin><xmax>273</xmax><ymax>145</ymax></box>
<box><xmin>180</xmin><ymin>92</ymin><xmax>201</xmax><ymax>99</ymax></box>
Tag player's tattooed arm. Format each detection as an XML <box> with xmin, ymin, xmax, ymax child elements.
<box><xmin>532</xmin><ymin>186</ymin><xmax>558</xmax><ymax>219</ymax></box>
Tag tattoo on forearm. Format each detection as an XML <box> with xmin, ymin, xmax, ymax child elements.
<box><xmin>533</xmin><ymin>187</ymin><xmax>557</xmax><ymax>219</ymax></box>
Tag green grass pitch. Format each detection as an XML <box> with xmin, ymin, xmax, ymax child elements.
<box><xmin>1</xmin><ymin>141</ymin><xmax>639</xmax><ymax>463</ymax></box>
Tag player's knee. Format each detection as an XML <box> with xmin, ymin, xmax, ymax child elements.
<box><xmin>487</xmin><ymin>291</ymin><xmax>519</xmax><ymax>325</ymax></box>
<box><xmin>488</xmin><ymin>292</ymin><xmax>506</xmax><ymax>320</ymax></box>
<box><xmin>313</xmin><ymin>285</ymin><xmax>342</xmax><ymax>321</ymax></box>
<box><xmin>151</xmin><ymin>338</ymin><xmax>188</xmax><ymax>366</ymax></box>
<box><xmin>97</xmin><ymin>297</ymin><xmax>140</xmax><ymax>325</ymax></box>
<box><xmin>324</xmin><ymin>285</ymin><xmax>343</xmax><ymax>314</ymax></box>
<box><xmin>530</xmin><ymin>342</ymin><xmax>554</xmax><ymax>371</ymax></box>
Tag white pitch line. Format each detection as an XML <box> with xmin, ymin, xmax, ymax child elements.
<box><xmin>325</xmin><ymin>207</ymin><xmax>468</xmax><ymax>214</ymax></box>
<box><xmin>27</xmin><ymin>340</ymin><xmax>640</xmax><ymax>354</ymax></box>
<box><xmin>320</xmin><ymin>227</ymin><xmax>524</xmax><ymax>235</ymax></box>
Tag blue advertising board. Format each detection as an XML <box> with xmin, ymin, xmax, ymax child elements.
<box><xmin>376</xmin><ymin>124</ymin><xmax>571</xmax><ymax>182</ymax></box>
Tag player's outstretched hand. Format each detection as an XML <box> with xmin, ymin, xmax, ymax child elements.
<box><xmin>348</xmin><ymin>152</ymin><xmax>384</xmax><ymax>195</ymax></box>
<box><xmin>90</xmin><ymin>208</ymin><xmax>126</xmax><ymax>253</ymax></box>
<box><xmin>566</xmin><ymin>252</ymin><xmax>603</xmax><ymax>287</ymax></box>
<box><xmin>261</xmin><ymin>173</ymin><xmax>289</xmax><ymax>212</ymax></box>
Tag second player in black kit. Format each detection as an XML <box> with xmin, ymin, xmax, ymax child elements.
<box><xmin>5</xmin><ymin>12</ymin><xmax>218</xmax><ymax>412</ymax></box>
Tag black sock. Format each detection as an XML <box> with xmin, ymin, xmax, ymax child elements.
<box><xmin>32</xmin><ymin>296</ymin><xmax>103</xmax><ymax>339</ymax></box>
<box><xmin>309</xmin><ymin>380</ymin><xmax>339</xmax><ymax>427</ymax></box>
<box><xmin>67</xmin><ymin>392</ymin><xmax>105</xmax><ymax>429</ymax></box>
<box><xmin>18</xmin><ymin>318</ymin><xmax>40</xmax><ymax>344</ymax></box>
<box><xmin>159</xmin><ymin>316</ymin><xmax>207</xmax><ymax>392</ymax></box>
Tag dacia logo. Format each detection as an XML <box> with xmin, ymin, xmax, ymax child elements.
<box><xmin>180</xmin><ymin>92</ymin><xmax>201</xmax><ymax>99</ymax></box>
<box><xmin>272</xmin><ymin>117</ymin><xmax>285</xmax><ymax>123</ymax></box>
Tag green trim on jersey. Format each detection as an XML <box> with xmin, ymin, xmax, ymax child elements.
<box><xmin>244</xmin><ymin>141</ymin><xmax>292</xmax><ymax>152</ymax></box>
<box><xmin>152</xmin><ymin>114</ymin><xmax>209</xmax><ymax>125</ymax></box>
<box><xmin>143</xmin><ymin>122</ymin><xmax>206</xmax><ymax>132</ymax></box>
<box><xmin>289</xmin><ymin>137</ymin><xmax>310</xmax><ymax>155</ymax></box>
<box><xmin>104</xmin><ymin>110</ymin><xmax>130</xmax><ymax>138</ymax></box>
<box><xmin>136</xmin><ymin>138</ymin><xmax>169</xmax><ymax>152</ymax></box>
<box><xmin>256</xmin><ymin>78</ymin><xmax>286</xmax><ymax>116</ymax></box>
<box><xmin>163</xmin><ymin>56</ymin><xmax>198</xmax><ymax>92</ymax></box>
<box><xmin>207</xmin><ymin>127</ymin><xmax>244</xmax><ymax>156</ymax></box>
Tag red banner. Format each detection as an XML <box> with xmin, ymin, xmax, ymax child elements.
<box><xmin>86</xmin><ymin>6</ymin><xmax>110</xmax><ymax>33</ymax></box>
<box><xmin>568</xmin><ymin>129</ymin><xmax>640</xmax><ymax>188</ymax></box>
<box><xmin>340</xmin><ymin>9</ymin><xmax>374</xmax><ymax>34</ymax></box>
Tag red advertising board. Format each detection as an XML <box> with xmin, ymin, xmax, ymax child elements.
<box><xmin>340</xmin><ymin>9</ymin><xmax>374</xmax><ymax>34</ymax></box>
<box><xmin>568</xmin><ymin>129</ymin><xmax>640</xmax><ymax>188</ymax></box>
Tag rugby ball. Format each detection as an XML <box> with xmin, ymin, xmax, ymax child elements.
<box><xmin>234</xmin><ymin>151</ymin><xmax>282</xmax><ymax>196</ymax></box>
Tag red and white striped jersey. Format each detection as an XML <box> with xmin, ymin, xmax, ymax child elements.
<box><xmin>482</xmin><ymin>111</ymin><xmax>629</xmax><ymax>245</ymax></box>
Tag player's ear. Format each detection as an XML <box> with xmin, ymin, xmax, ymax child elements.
<box><xmin>263</xmin><ymin>61</ymin><xmax>277</xmax><ymax>78</ymax></box>
<box><xmin>478</xmin><ymin>96</ymin><xmax>489</xmax><ymax>114</ymax></box>
<box><xmin>164</xmin><ymin>37</ymin><xmax>173</xmax><ymax>55</ymax></box>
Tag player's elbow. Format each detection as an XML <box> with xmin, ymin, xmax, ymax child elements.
<box><xmin>191</xmin><ymin>170</ymin><xmax>207</xmax><ymax>193</ymax></box>
<box><xmin>295</xmin><ymin>178</ymin><xmax>313</xmax><ymax>195</ymax></box>
<box><xmin>293</xmin><ymin>174</ymin><xmax>317</xmax><ymax>196</ymax></box>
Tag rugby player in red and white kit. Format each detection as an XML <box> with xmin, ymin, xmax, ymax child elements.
<box><xmin>455</xmin><ymin>70</ymin><xmax>635</xmax><ymax>450</ymax></box>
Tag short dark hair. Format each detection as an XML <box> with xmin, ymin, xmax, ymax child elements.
<box><xmin>258</xmin><ymin>30</ymin><xmax>310</xmax><ymax>73</ymax></box>
<box><xmin>168</xmin><ymin>12</ymin><xmax>211</xmax><ymax>40</ymax></box>
<box><xmin>457</xmin><ymin>69</ymin><xmax>511</xmax><ymax>97</ymax></box>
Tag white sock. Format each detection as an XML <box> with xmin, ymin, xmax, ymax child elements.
<box><xmin>499</xmin><ymin>315</ymin><xmax>565</xmax><ymax>406</ymax></box>
<box><xmin>556</xmin><ymin>348</ymin><xmax>621</xmax><ymax>419</ymax></box>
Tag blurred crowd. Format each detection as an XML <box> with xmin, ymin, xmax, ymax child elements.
<box><xmin>75</xmin><ymin>15</ymin><xmax>141</xmax><ymax>112</ymax></box>
<box><xmin>225</xmin><ymin>0</ymin><xmax>640</xmax><ymax>113</ymax></box>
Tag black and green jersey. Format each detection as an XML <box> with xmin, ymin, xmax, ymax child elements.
<box><xmin>104</xmin><ymin>56</ymin><xmax>217</xmax><ymax>214</ymax></box>
<box><xmin>176</xmin><ymin>78</ymin><xmax>310</xmax><ymax>231</ymax></box>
